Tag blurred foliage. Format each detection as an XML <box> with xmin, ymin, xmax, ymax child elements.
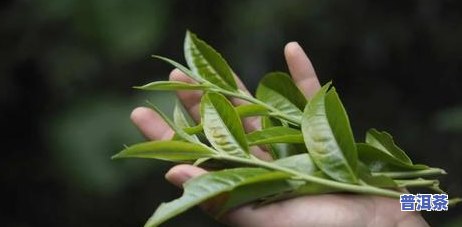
<box><xmin>47</xmin><ymin>93</ymin><xmax>172</xmax><ymax>195</ymax></box>
<box><xmin>434</xmin><ymin>107</ymin><xmax>462</xmax><ymax>132</ymax></box>
<box><xmin>1</xmin><ymin>0</ymin><xmax>461</xmax><ymax>226</ymax></box>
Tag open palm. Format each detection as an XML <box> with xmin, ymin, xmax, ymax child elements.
<box><xmin>131</xmin><ymin>42</ymin><xmax>428</xmax><ymax>227</ymax></box>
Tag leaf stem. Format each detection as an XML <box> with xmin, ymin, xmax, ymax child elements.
<box><xmin>449</xmin><ymin>198</ymin><xmax>462</xmax><ymax>207</ymax></box>
<box><xmin>215</xmin><ymin>88</ymin><xmax>301</xmax><ymax>125</ymax></box>
<box><xmin>394</xmin><ymin>179</ymin><xmax>438</xmax><ymax>188</ymax></box>
<box><xmin>215</xmin><ymin>154</ymin><xmax>402</xmax><ymax>199</ymax></box>
<box><xmin>372</xmin><ymin>168</ymin><xmax>446</xmax><ymax>179</ymax></box>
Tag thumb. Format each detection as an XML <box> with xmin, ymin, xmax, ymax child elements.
<box><xmin>165</xmin><ymin>164</ymin><xmax>207</xmax><ymax>187</ymax></box>
<box><xmin>164</xmin><ymin>164</ymin><xmax>233</xmax><ymax>220</ymax></box>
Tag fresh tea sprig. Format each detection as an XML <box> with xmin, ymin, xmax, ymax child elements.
<box><xmin>113</xmin><ymin>31</ymin><xmax>460</xmax><ymax>227</ymax></box>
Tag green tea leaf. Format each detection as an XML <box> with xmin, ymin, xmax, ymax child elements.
<box><xmin>366</xmin><ymin>129</ymin><xmax>412</xmax><ymax>164</ymax></box>
<box><xmin>136</xmin><ymin>81</ymin><xmax>207</xmax><ymax>91</ymax></box>
<box><xmin>173</xmin><ymin>102</ymin><xmax>200</xmax><ymax>142</ymax></box>
<box><xmin>178</xmin><ymin>104</ymin><xmax>268</xmax><ymax>138</ymax></box>
<box><xmin>261</xmin><ymin>116</ymin><xmax>306</xmax><ymax>159</ymax></box>
<box><xmin>288</xmin><ymin>172</ymin><xmax>338</xmax><ymax>195</ymax></box>
<box><xmin>273</xmin><ymin>153</ymin><xmax>318</xmax><ymax>174</ymax></box>
<box><xmin>360</xmin><ymin>173</ymin><xmax>398</xmax><ymax>188</ymax></box>
<box><xmin>146</xmin><ymin>102</ymin><xmax>195</xmax><ymax>142</ymax></box>
<box><xmin>216</xmin><ymin>172</ymin><xmax>293</xmax><ymax>216</ymax></box>
<box><xmin>357</xmin><ymin>143</ymin><xmax>428</xmax><ymax>172</ymax></box>
<box><xmin>183</xmin><ymin>125</ymin><xmax>203</xmax><ymax>135</ymax></box>
<box><xmin>201</xmin><ymin>92</ymin><xmax>249</xmax><ymax>158</ymax></box>
<box><xmin>256</xmin><ymin>72</ymin><xmax>307</xmax><ymax>121</ymax></box>
<box><xmin>152</xmin><ymin>55</ymin><xmax>203</xmax><ymax>82</ymax></box>
<box><xmin>357</xmin><ymin>162</ymin><xmax>397</xmax><ymax>187</ymax></box>
<box><xmin>184</xmin><ymin>31</ymin><xmax>237</xmax><ymax>90</ymax></box>
<box><xmin>145</xmin><ymin>168</ymin><xmax>290</xmax><ymax>227</ymax></box>
<box><xmin>112</xmin><ymin>141</ymin><xmax>214</xmax><ymax>161</ymax></box>
<box><xmin>272</xmin><ymin>154</ymin><xmax>336</xmax><ymax>196</ymax></box>
<box><xmin>258</xmin><ymin>172</ymin><xmax>338</xmax><ymax>205</ymax></box>
<box><xmin>235</xmin><ymin>104</ymin><xmax>269</xmax><ymax>117</ymax></box>
<box><xmin>394</xmin><ymin>178</ymin><xmax>441</xmax><ymax>190</ymax></box>
<box><xmin>247</xmin><ymin>127</ymin><xmax>303</xmax><ymax>146</ymax></box>
<box><xmin>302</xmin><ymin>83</ymin><xmax>358</xmax><ymax>183</ymax></box>
<box><xmin>247</xmin><ymin>154</ymin><xmax>325</xmax><ymax>208</ymax></box>
<box><xmin>174</xmin><ymin>101</ymin><xmax>193</xmax><ymax>129</ymax></box>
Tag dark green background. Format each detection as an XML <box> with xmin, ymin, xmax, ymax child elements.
<box><xmin>1</xmin><ymin>0</ymin><xmax>461</xmax><ymax>226</ymax></box>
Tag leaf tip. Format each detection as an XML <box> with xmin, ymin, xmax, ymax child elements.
<box><xmin>316</xmin><ymin>81</ymin><xmax>334</xmax><ymax>95</ymax></box>
<box><xmin>111</xmin><ymin>153</ymin><xmax>122</xmax><ymax>160</ymax></box>
<box><xmin>325</xmin><ymin>80</ymin><xmax>333</xmax><ymax>88</ymax></box>
<box><xmin>185</xmin><ymin>30</ymin><xmax>195</xmax><ymax>41</ymax></box>
<box><xmin>440</xmin><ymin>168</ymin><xmax>447</xmax><ymax>175</ymax></box>
<box><xmin>185</xmin><ymin>29</ymin><xmax>194</xmax><ymax>36</ymax></box>
<box><xmin>112</xmin><ymin>145</ymin><xmax>130</xmax><ymax>160</ymax></box>
<box><xmin>449</xmin><ymin>197</ymin><xmax>462</xmax><ymax>207</ymax></box>
<box><xmin>143</xmin><ymin>217</ymin><xmax>158</xmax><ymax>227</ymax></box>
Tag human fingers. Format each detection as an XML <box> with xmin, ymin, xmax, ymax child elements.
<box><xmin>164</xmin><ymin>164</ymin><xmax>236</xmax><ymax>219</ymax></box>
<box><xmin>169</xmin><ymin>69</ymin><xmax>253</xmax><ymax>119</ymax></box>
<box><xmin>284</xmin><ymin>42</ymin><xmax>321</xmax><ymax>98</ymax></box>
<box><xmin>170</xmin><ymin>69</ymin><xmax>270</xmax><ymax>160</ymax></box>
<box><xmin>231</xmin><ymin>74</ymin><xmax>262</xmax><ymax>134</ymax></box>
<box><xmin>230</xmin><ymin>75</ymin><xmax>270</xmax><ymax>160</ymax></box>
<box><xmin>220</xmin><ymin>195</ymin><xmax>370</xmax><ymax>227</ymax></box>
<box><xmin>170</xmin><ymin>69</ymin><xmax>260</xmax><ymax>131</ymax></box>
<box><xmin>165</xmin><ymin>164</ymin><xmax>207</xmax><ymax>187</ymax></box>
<box><xmin>131</xmin><ymin>107</ymin><xmax>174</xmax><ymax>140</ymax></box>
<box><xmin>169</xmin><ymin>69</ymin><xmax>203</xmax><ymax>122</ymax></box>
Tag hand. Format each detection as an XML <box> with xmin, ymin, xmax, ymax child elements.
<box><xmin>131</xmin><ymin>42</ymin><xmax>429</xmax><ymax>227</ymax></box>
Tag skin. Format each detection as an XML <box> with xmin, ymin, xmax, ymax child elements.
<box><xmin>131</xmin><ymin>42</ymin><xmax>429</xmax><ymax>227</ymax></box>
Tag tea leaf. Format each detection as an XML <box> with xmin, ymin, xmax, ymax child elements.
<box><xmin>366</xmin><ymin>129</ymin><xmax>412</xmax><ymax>164</ymax></box>
<box><xmin>235</xmin><ymin>104</ymin><xmax>269</xmax><ymax>117</ymax></box>
<box><xmin>273</xmin><ymin>153</ymin><xmax>318</xmax><ymax>174</ymax></box>
<box><xmin>145</xmin><ymin>168</ymin><xmax>290</xmax><ymax>227</ymax></box>
<box><xmin>112</xmin><ymin>141</ymin><xmax>214</xmax><ymax>161</ymax></box>
<box><xmin>357</xmin><ymin>162</ymin><xmax>397</xmax><ymax>187</ymax></box>
<box><xmin>256</xmin><ymin>72</ymin><xmax>306</xmax><ymax>121</ymax></box>
<box><xmin>247</xmin><ymin>127</ymin><xmax>303</xmax><ymax>146</ymax></box>
<box><xmin>302</xmin><ymin>83</ymin><xmax>358</xmax><ymax>183</ymax></box>
<box><xmin>357</xmin><ymin>143</ymin><xmax>428</xmax><ymax>172</ymax></box>
<box><xmin>226</xmin><ymin>153</ymin><xmax>319</xmax><ymax>211</ymax></box>
<box><xmin>146</xmin><ymin>102</ymin><xmax>195</xmax><ymax>142</ymax></box>
<box><xmin>135</xmin><ymin>81</ymin><xmax>208</xmax><ymax>91</ymax></box>
<box><xmin>216</xmin><ymin>173</ymin><xmax>293</xmax><ymax>216</ymax></box>
<box><xmin>152</xmin><ymin>55</ymin><xmax>203</xmax><ymax>82</ymax></box>
<box><xmin>394</xmin><ymin>178</ymin><xmax>440</xmax><ymax>189</ymax></box>
<box><xmin>183</xmin><ymin>125</ymin><xmax>203</xmax><ymax>135</ymax></box>
<box><xmin>259</xmin><ymin>172</ymin><xmax>338</xmax><ymax>205</ymax></box>
<box><xmin>178</xmin><ymin>104</ymin><xmax>269</xmax><ymax>138</ymax></box>
<box><xmin>184</xmin><ymin>31</ymin><xmax>237</xmax><ymax>90</ymax></box>
<box><xmin>173</xmin><ymin>101</ymin><xmax>194</xmax><ymax>128</ymax></box>
<box><xmin>373</xmin><ymin>168</ymin><xmax>446</xmax><ymax>179</ymax></box>
<box><xmin>288</xmin><ymin>172</ymin><xmax>338</xmax><ymax>195</ymax></box>
<box><xmin>201</xmin><ymin>92</ymin><xmax>249</xmax><ymax>158</ymax></box>
<box><xmin>173</xmin><ymin>102</ymin><xmax>200</xmax><ymax>142</ymax></box>
<box><xmin>255</xmin><ymin>155</ymin><xmax>331</xmax><ymax>206</ymax></box>
<box><xmin>273</xmin><ymin>155</ymin><xmax>338</xmax><ymax>198</ymax></box>
<box><xmin>261</xmin><ymin>116</ymin><xmax>306</xmax><ymax>159</ymax></box>
<box><xmin>360</xmin><ymin>173</ymin><xmax>398</xmax><ymax>188</ymax></box>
